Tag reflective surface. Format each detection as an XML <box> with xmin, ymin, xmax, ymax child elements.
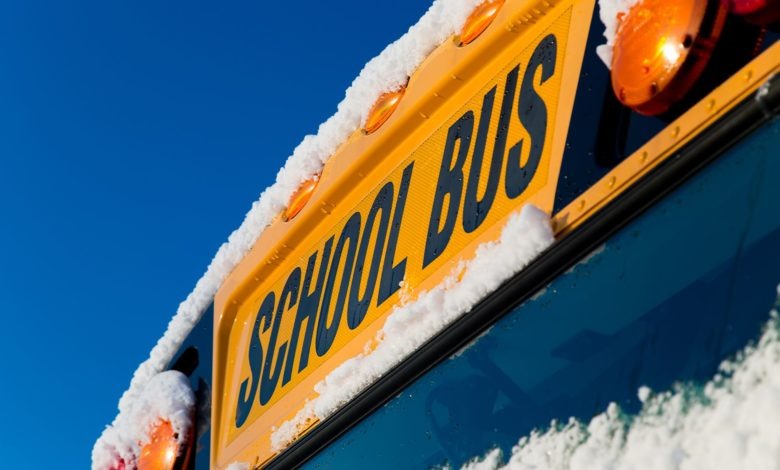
<box><xmin>459</xmin><ymin>0</ymin><xmax>505</xmax><ymax>46</ymax></box>
<box><xmin>305</xmin><ymin>121</ymin><xmax>780</xmax><ymax>468</ymax></box>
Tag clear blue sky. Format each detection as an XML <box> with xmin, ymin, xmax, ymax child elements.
<box><xmin>0</xmin><ymin>1</ymin><xmax>430</xmax><ymax>467</ymax></box>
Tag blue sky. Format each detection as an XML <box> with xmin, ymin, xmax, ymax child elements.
<box><xmin>0</xmin><ymin>1</ymin><xmax>430</xmax><ymax>467</ymax></box>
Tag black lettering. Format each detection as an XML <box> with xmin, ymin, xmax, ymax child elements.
<box><xmin>464</xmin><ymin>67</ymin><xmax>519</xmax><ymax>232</ymax></box>
<box><xmin>315</xmin><ymin>213</ymin><xmax>361</xmax><ymax>356</ymax></box>
<box><xmin>423</xmin><ymin>112</ymin><xmax>474</xmax><ymax>267</ymax></box>
<box><xmin>235</xmin><ymin>292</ymin><xmax>275</xmax><ymax>427</ymax></box>
<box><xmin>377</xmin><ymin>162</ymin><xmax>414</xmax><ymax>305</ymax></box>
<box><xmin>282</xmin><ymin>238</ymin><xmax>334</xmax><ymax>386</ymax></box>
<box><xmin>506</xmin><ymin>34</ymin><xmax>556</xmax><ymax>198</ymax></box>
<box><xmin>259</xmin><ymin>268</ymin><xmax>300</xmax><ymax>406</ymax></box>
<box><xmin>348</xmin><ymin>183</ymin><xmax>393</xmax><ymax>329</ymax></box>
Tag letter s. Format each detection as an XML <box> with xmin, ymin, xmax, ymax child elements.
<box><xmin>424</xmin><ymin>112</ymin><xmax>474</xmax><ymax>268</ymax></box>
<box><xmin>260</xmin><ymin>268</ymin><xmax>301</xmax><ymax>406</ymax></box>
<box><xmin>235</xmin><ymin>292</ymin><xmax>275</xmax><ymax>428</ymax></box>
<box><xmin>506</xmin><ymin>34</ymin><xmax>557</xmax><ymax>199</ymax></box>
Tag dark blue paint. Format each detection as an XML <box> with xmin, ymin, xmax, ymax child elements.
<box><xmin>166</xmin><ymin>304</ymin><xmax>214</xmax><ymax>470</ymax></box>
<box><xmin>306</xmin><ymin>120</ymin><xmax>780</xmax><ymax>468</ymax></box>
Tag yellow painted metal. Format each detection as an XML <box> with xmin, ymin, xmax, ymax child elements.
<box><xmin>553</xmin><ymin>42</ymin><xmax>780</xmax><ymax>236</ymax></box>
<box><xmin>211</xmin><ymin>0</ymin><xmax>595</xmax><ymax>466</ymax></box>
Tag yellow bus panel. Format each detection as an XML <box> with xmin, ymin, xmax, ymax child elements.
<box><xmin>212</xmin><ymin>0</ymin><xmax>595</xmax><ymax>466</ymax></box>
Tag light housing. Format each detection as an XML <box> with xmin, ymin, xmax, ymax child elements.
<box><xmin>362</xmin><ymin>87</ymin><xmax>406</xmax><ymax>134</ymax></box>
<box><xmin>458</xmin><ymin>0</ymin><xmax>505</xmax><ymax>45</ymax></box>
<box><xmin>610</xmin><ymin>0</ymin><xmax>728</xmax><ymax>115</ymax></box>
<box><xmin>283</xmin><ymin>177</ymin><xmax>320</xmax><ymax>222</ymax></box>
<box><xmin>138</xmin><ymin>420</ymin><xmax>179</xmax><ymax>470</ymax></box>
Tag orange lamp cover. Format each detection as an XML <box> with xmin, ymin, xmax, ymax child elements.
<box><xmin>459</xmin><ymin>0</ymin><xmax>506</xmax><ymax>45</ymax></box>
<box><xmin>283</xmin><ymin>177</ymin><xmax>319</xmax><ymax>221</ymax></box>
<box><xmin>363</xmin><ymin>87</ymin><xmax>406</xmax><ymax>135</ymax></box>
<box><xmin>138</xmin><ymin>421</ymin><xmax>179</xmax><ymax>470</ymax></box>
<box><xmin>610</xmin><ymin>0</ymin><xmax>727</xmax><ymax>115</ymax></box>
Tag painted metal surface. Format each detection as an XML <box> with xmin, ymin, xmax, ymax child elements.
<box><xmin>304</xmin><ymin>120</ymin><xmax>780</xmax><ymax>469</ymax></box>
<box><xmin>211</xmin><ymin>0</ymin><xmax>596</xmax><ymax>464</ymax></box>
<box><xmin>207</xmin><ymin>0</ymin><xmax>777</xmax><ymax>463</ymax></box>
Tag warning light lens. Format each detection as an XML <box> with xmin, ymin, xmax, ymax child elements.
<box><xmin>459</xmin><ymin>0</ymin><xmax>505</xmax><ymax>45</ymax></box>
<box><xmin>731</xmin><ymin>0</ymin><xmax>766</xmax><ymax>14</ymax></box>
<box><xmin>730</xmin><ymin>0</ymin><xmax>780</xmax><ymax>23</ymax></box>
<box><xmin>363</xmin><ymin>87</ymin><xmax>406</xmax><ymax>134</ymax></box>
<box><xmin>283</xmin><ymin>177</ymin><xmax>319</xmax><ymax>222</ymax></box>
<box><xmin>610</xmin><ymin>0</ymin><xmax>727</xmax><ymax>115</ymax></box>
<box><xmin>138</xmin><ymin>421</ymin><xmax>179</xmax><ymax>470</ymax></box>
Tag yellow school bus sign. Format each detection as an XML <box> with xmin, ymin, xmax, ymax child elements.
<box><xmin>212</xmin><ymin>0</ymin><xmax>594</xmax><ymax>466</ymax></box>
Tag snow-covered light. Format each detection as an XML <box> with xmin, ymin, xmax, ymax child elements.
<box><xmin>93</xmin><ymin>371</ymin><xmax>195</xmax><ymax>470</ymax></box>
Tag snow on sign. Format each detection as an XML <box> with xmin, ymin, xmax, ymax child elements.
<box><xmin>211</xmin><ymin>0</ymin><xmax>594</xmax><ymax>466</ymax></box>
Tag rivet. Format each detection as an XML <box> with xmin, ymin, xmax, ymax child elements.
<box><xmin>671</xmin><ymin>126</ymin><xmax>680</xmax><ymax>138</ymax></box>
<box><xmin>608</xmin><ymin>176</ymin><xmax>616</xmax><ymax>188</ymax></box>
<box><xmin>707</xmin><ymin>99</ymin><xmax>716</xmax><ymax>111</ymax></box>
<box><xmin>744</xmin><ymin>70</ymin><xmax>753</xmax><ymax>81</ymax></box>
<box><xmin>640</xmin><ymin>151</ymin><xmax>648</xmax><ymax>163</ymax></box>
<box><xmin>578</xmin><ymin>199</ymin><xmax>586</xmax><ymax>210</ymax></box>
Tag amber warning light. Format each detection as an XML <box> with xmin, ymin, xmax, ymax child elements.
<box><xmin>362</xmin><ymin>87</ymin><xmax>406</xmax><ymax>134</ymax></box>
<box><xmin>458</xmin><ymin>0</ymin><xmax>506</xmax><ymax>45</ymax></box>
<box><xmin>283</xmin><ymin>177</ymin><xmax>320</xmax><ymax>222</ymax></box>
<box><xmin>138</xmin><ymin>421</ymin><xmax>180</xmax><ymax>470</ymax></box>
<box><xmin>610</xmin><ymin>0</ymin><xmax>728</xmax><ymax>115</ymax></box>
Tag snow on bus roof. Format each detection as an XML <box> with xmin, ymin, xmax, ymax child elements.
<box><xmin>93</xmin><ymin>0</ymin><xmax>624</xmax><ymax>466</ymax></box>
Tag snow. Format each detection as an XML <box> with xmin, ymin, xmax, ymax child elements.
<box><xmin>463</xmin><ymin>449</ymin><xmax>504</xmax><ymax>470</ymax></box>
<box><xmin>595</xmin><ymin>0</ymin><xmax>640</xmax><ymax>67</ymax></box>
<box><xmin>92</xmin><ymin>371</ymin><xmax>195</xmax><ymax>470</ymax></box>
<box><xmin>92</xmin><ymin>0</ymin><xmax>490</xmax><ymax>467</ymax></box>
<box><xmin>225</xmin><ymin>463</ymin><xmax>250</xmax><ymax>470</ymax></box>
<box><xmin>271</xmin><ymin>205</ymin><xmax>554</xmax><ymax>451</ymax></box>
<box><xmin>460</xmin><ymin>287</ymin><xmax>780</xmax><ymax>470</ymax></box>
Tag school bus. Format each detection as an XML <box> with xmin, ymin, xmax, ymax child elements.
<box><xmin>94</xmin><ymin>0</ymin><xmax>779</xmax><ymax>468</ymax></box>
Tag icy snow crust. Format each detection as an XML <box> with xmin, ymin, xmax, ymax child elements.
<box><xmin>93</xmin><ymin>371</ymin><xmax>196</xmax><ymax>470</ymax></box>
<box><xmin>271</xmin><ymin>205</ymin><xmax>554</xmax><ymax>451</ymax></box>
<box><xmin>460</xmin><ymin>287</ymin><xmax>780</xmax><ymax>470</ymax></box>
<box><xmin>595</xmin><ymin>0</ymin><xmax>640</xmax><ymax>67</ymax></box>
<box><xmin>93</xmin><ymin>0</ymin><xmax>491</xmax><ymax>467</ymax></box>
